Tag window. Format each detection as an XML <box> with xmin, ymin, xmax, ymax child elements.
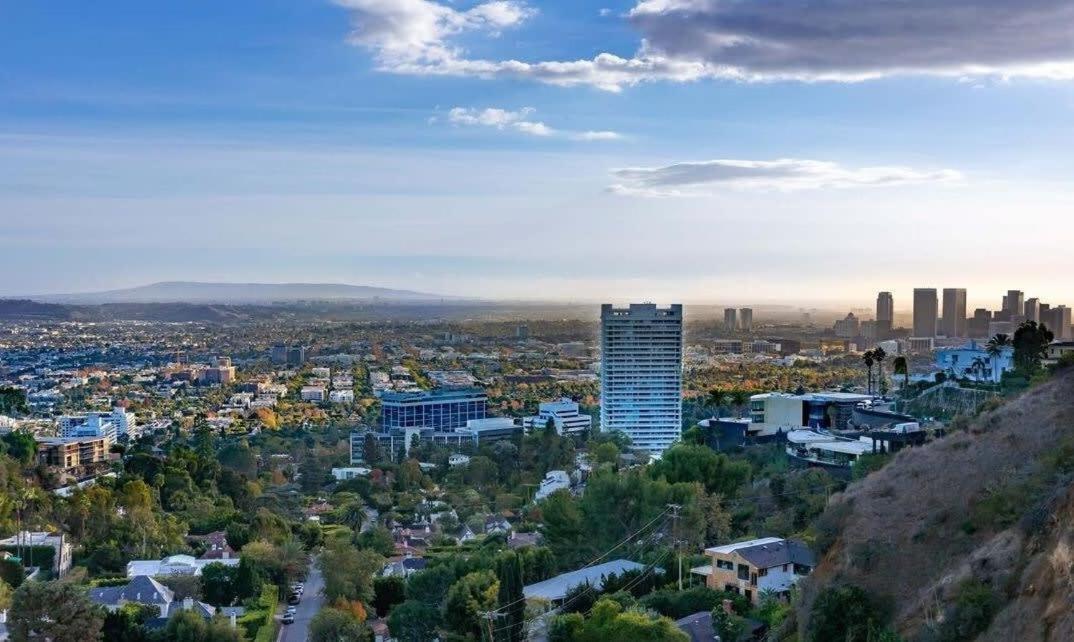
<box><xmin>716</xmin><ymin>559</ymin><xmax>734</xmax><ymax>571</ymax></box>
<box><xmin>793</xmin><ymin>564</ymin><xmax>812</xmax><ymax>576</ymax></box>
<box><xmin>758</xmin><ymin>568</ymin><xmax>768</xmax><ymax>577</ymax></box>
<box><xmin>737</xmin><ymin>564</ymin><xmax>750</xmax><ymax>581</ymax></box>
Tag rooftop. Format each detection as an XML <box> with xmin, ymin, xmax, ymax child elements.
<box><xmin>523</xmin><ymin>559</ymin><xmax>647</xmax><ymax>602</ymax></box>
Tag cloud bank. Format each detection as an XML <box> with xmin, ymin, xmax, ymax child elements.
<box><xmin>441</xmin><ymin>107</ymin><xmax>621</xmax><ymax>141</ymax></box>
<box><xmin>337</xmin><ymin>0</ymin><xmax>1074</xmax><ymax>90</ymax></box>
<box><xmin>609</xmin><ymin>159</ymin><xmax>963</xmax><ymax>196</ymax></box>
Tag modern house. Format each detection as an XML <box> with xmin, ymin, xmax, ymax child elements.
<box><xmin>785</xmin><ymin>430</ymin><xmax>876</xmax><ymax>469</ymax></box>
<box><xmin>523</xmin><ymin>398</ymin><xmax>593</xmax><ymax>436</ymax></box>
<box><xmin>693</xmin><ymin>537</ymin><xmax>814</xmax><ymax>604</ymax></box>
<box><xmin>534</xmin><ymin>470</ymin><xmax>571</xmax><ymax>501</ymax></box>
<box><xmin>126</xmin><ymin>554</ymin><xmax>239</xmax><ymax>577</ymax></box>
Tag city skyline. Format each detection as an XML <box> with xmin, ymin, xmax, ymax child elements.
<box><xmin>3</xmin><ymin>1</ymin><xmax>1074</xmax><ymax>301</ymax></box>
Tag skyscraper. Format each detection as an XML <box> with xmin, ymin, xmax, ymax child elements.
<box><xmin>1024</xmin><ymin>298</ymin><xmax>1040</xmax><ymax>323</ymax></box>
<box><xmin>1054</xmin><ymin>306</ymin><xmax>1072</xmax><ymax>340</ymax></box>
<box><xmin>739</xmin><ymin>308</ymin><xmax>754</xmax><ymax>333</ymax></box>
<box><xmin>1006</xmin><ymin>290</ymin><xmax>1025</xmax><ymax>318</ymax></box>
<box><xmin>723</xmin><ymin>308</ymin><xmax>738</xmax><ymax>332</ymax></box>
<box><xmin>600</xmin><ymin>303</ymin><xmax>683</xmax><ymax>453</ymax></box>
<box><xmin>876</xmin><ymin>292</ymin><xmax>894</xmax><ymax>323</ymax></box>
<box><xmin>913</xmin><ymin>288</ymin><xmax>938</xmax><ymax>338</ymax></box>
<box><xmin>941</xmin><ymin>288</ymin><xmax>967</xmax><ymax>337</ymax></box>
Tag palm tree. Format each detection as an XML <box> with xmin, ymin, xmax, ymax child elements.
<box><xmin>872</xmin><ymin>346</ymin><xmax>887</xmax><ymax>396</ymax></box>
<box><xmin>970</xmin><ymin>356</ymin><xmax>988</xmax><ymax>383</ymax></box>
<box><xmin>861</xmin><ymin>350</ymin><xmax>875</xmax><ymax>395</ymax></box>
<box><xmin>986</xmin><ymin>333</ymin><xmax>1012</xmax><ymax>385</ymax></box>
<box><xmin>729</xmin><ymin>389</ymin><xmax>751</xmax><ymax>418</ymax></box>
<box><xmin>705</xmin><ymin>388</ymin><xmax>730</xmax><ymax>418</ymax></box>
<box><xmin>892</xmin><ymin>355</ymin><xmax>909</xmax><ymax>391</ymax></box>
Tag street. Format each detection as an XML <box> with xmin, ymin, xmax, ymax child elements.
<box><xmin>277</xmin><ymin>557</ymin><xmax>325</xmax><ymax>642</ymax></box>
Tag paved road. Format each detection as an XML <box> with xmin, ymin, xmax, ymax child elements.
<box><xmin>277</xmin><ymin>558</ymin><xmax>325</xmax><ymax>642</ymax></box>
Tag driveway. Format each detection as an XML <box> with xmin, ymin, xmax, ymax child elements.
<box><xmin>277</xmin><ymin>557</ymin><xmax>325</xmax><ymax>642</ymax></box>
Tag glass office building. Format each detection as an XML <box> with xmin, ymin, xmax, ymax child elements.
<box><xmin>379</xmin><ymin>388</ymin><xmax>487</xmax><ymax>432</ymax></box>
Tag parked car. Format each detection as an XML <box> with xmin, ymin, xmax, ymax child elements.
<box><xmin>287</xmin><ymin>593</ymin><xmax>300</xmax><ymax>605</ymax></box>
<box><xmin>282</xmin><ymin>613</ymin><xmax>295</xmax><ymax>625</ymax></box>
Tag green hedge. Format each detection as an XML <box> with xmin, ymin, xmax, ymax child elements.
<box><xmin>0</xmin><ymin>545</ymin><xmax>55</xmax><ymax>571</ymax></box>
<box><xmin>238</xmin><ymin>584</ymin><xmax>278</xmax><ymax>641</ymax></box>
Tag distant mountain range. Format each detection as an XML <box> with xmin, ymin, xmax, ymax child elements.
<box><xmin>32</xmin><ymin>281</ymin><xmax>457</xmax><ymax>304</ymax></box>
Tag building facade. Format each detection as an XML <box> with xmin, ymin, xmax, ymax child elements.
<box><xmin>941</xmin><ymin>288</ymin><xmax>967</xmax><ymax>338</ymax></box>
<box><xmin>697</xmin><ymin>537</ymin><xmax>814</xmax><ymax>604</ymax></box>
<box><xmin>600</xmin><ymin>304</ymin><xmax>683</xmax><ymax>453</ymax></box>
<box><xmin>523</xmin><ymin>398</ymin><xmax>593</xmax><ymax>436</ymax></box>
<box><xmin>739</xmin><ymin>308</ymin><xmax>754</xmax><ymax>333</ymax></box>
<box><xmin>913</xmin><ymin>288</ymin><xmax>938</xmax><ymax>338</ymax></box>
<box><xmin>379</xmin><ymin>388</ymin><xmax>488</xmax><ymax>432</ymax></box>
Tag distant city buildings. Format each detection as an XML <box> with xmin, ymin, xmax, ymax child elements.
<box><xmin>380</xmin><ymin>388</ymin><xmax>487</xmax><ymax>432</ymax></box>
<box><xmin>833</xmin><ymin>313</ymin><xmax>860</xmax><ymax>338</ymax></box>
<box><xmin>600</xmin><ymin>303</ymin><xmax>683</xmax><ymax>453</ymax></box>
<box><xmin>271</xmin><ymin>345</ymin><xmax>306</xmax><ymax>366</ymax></box>
<box><xmin>199</xmin><ymin>356</ymin><xmax>235</xmax><ymax>385</ymax></box>
<box><xmin>723</xmin><ymin>308</ymin><xmax>738</xmax><ymax>332</ymax></box>
<box><xmin>912</xmin><ymin>288</ymin><xmax>939</xmax><ymax>338</ymax></box>
<box><xmin>941</xmin><ymin>288</ymin><xmax>967</xmax><ymax>338</ymax></box>
<box><xmin>739</xmin><ymin>308</ymin><xmax>754</xmax><ymax>333</ymax></box>
<box><xmin>1006</xmin><ymin>290</ymin><xmax>1025</xmax><ymax>318</ymax></box>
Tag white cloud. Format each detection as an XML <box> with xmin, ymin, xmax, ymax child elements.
<box><xmin>609</xmin><ymin>158</ymin><xmax>963</xmax><ymax>196</ymax></box>
<box><xmin>338</xmin><ymin>0</ymin><xmax>1074</xmax><ymax>91</ymax></box>
<box><xmin>443</xmin><ymin>107</ymin><xmax>622</xmax><ymax>141</ymax></box>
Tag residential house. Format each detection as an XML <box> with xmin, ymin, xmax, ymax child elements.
<box><xmin>694</xmin><ymin>537</ymin><xmax>814</xmax><ymax>604</ymax></box>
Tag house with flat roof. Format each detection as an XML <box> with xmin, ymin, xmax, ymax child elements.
<box><xmin>523</xmin><ymin>559</ymin><xmax>648</xmax><ymax>603</ymax></box>
<box><xmin>693</xmin><ymin>537</ymin><xmax>814</xmax><ymax>604</ymax></box>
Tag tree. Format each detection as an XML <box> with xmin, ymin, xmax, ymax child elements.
<box><xmin>163</xmin><ymin>609</ymin><xmax>242</xmax><ymax>642</ymax></box>
<box><xmin>872</xmin><ymin>346</ymin><xmax>887</xmax><ymax>395</ymax></box>
<box><xmin>9</xmin><ymin>580</ymin><xmax>105</xmax><ymax>642</ymax></box>
<box><xmin>808</xmin><ymin>584</ymin><xmax>887</xmax><ymax>642</ymax></box>
<box><xmin>387</xmin><ymin>600</ymin><xmax>441</xmax><ymax>642</ymax></box>
<box><xmin>201</xmin><ymin>562</ymin><xmax>239</xmax><ymax>606</ymax></box>
<box><xmin>495</xmin><ymin>552</ymin><xmax>525</xmax><ymax>642</ymax></box>
<box><xmin>372</xmin><ymin>576</ymin><xmax>406</xmax><ymax>617</ymax></box>
<box><xmin>406</xmin><ymin>565</ymin><xmax>456</xmax><ymax>607</ymax></box>
<box><xmin>320</xmin><ymin>539</ymin><xmax>384</xmax><ymax>603</ymax></box>
<box><xmin>986</xmin><ymin>333</ymin><xmax>1012</xmax><ymax>384</ymax></box>
<box><xmin>101</xmin><ymin>603</ymin><xmax>156</xmax><ymax>642</ymax></box>
<box><xmin>892</xmin><ymin>356</ymin><xmax>909</xmax><ymax>390</ymax></box>
<box><xmin>649</xmin><ymin>445</ymin><xmax>750</xmax><ymax>496</ymax></box>
<box><xmin>444</xmin><ymin>570</ymin><xmax>499</xmax><ymax>639</ymax></box>
<box><xmin>1012</xmin><ymin>320</ymin><xmax>1054</xmax><ymax>376</ymax></box>
<box><xmin>1</xmin><ymin>431</ymin><xmax>37</xmax><ymax>466</ymax></box>
<box><xmin>712</xmin><ymin>606</ymin><xmax>746</xmax><ymax>642</ymax></box>
<box><xmin>565</xmin><ymin>599</ymin><xmax>688</xmax><ymax>642</ymax></box>
<box><xmin>861</xmin><ymin>350</ymin><xmax>875</xmax><ymax>395</ymax></box>
<box><xmin>309</xmin><ymin>607</ymin><xmax>369</xmax><ymax>642</ymax></box>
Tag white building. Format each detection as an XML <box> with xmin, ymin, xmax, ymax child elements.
<box><xmin>301</xmin><ymin>386</ymin><xmax>327</xmax><ymax>402</ymax></box>
<box><xmin>59</xmin><ymin>414</ymin><xmax>117</xmax><ymax>445</ymax></box>
<box><xmin>600</xmin><ymin>303</ymin><xmax>683</xmax><ymax>453</ymax></box>
<box><xmin>535</xmin><ymin>470</ymin><xmax>571</xmax><ymax>501</ymax></box>
<box><xmin>126</xmin><ymin>554</ymin><xmax>239</xmax><ymax>577</ymax></box>
<box><xmin>523</xmin><ymin>398</ymin><xmax>592</xmax><ymax>436</ymax></box>
<box><xmin>329</xmin><ymin>390</ymin><xmax>355</xmax><ymax>404</ymax></box>
<box><xmin>331</xmin><ymin>467</ymin><xmax>371</xmax><ymax>480</ymax></box>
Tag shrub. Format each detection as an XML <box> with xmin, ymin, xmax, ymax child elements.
<box><xmin>808</xmin><ymin>584</ymin><xmax>888</xmax><ymax>642</ymax></box>
<box><xmin>936</xmin><ymin>580</ymin><xmax>998</xmax><ymax>642</ymax></box>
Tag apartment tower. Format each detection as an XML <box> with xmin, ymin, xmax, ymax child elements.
<box><xmin>600</xmin><ymin>303</ymin><xmax>683</xmax><ymax>453</ymax></box>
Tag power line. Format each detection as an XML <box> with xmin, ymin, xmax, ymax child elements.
<box><xmin>491</xmin><ymin>507</ymin><xmax>673</xmax><ymax>616</ymax></box>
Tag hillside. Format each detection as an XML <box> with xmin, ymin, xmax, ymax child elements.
<box><xmin>797</xmin><ymin>369</ymin><xmax>1074</xmax><ymax>641</ymax></box>
<box><xmin>33</xmin><ymin>281</ymin><xmax>455</xmax><ymax>304</ymax></box>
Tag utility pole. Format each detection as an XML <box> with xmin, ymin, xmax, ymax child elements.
<box><xmin>478</xmin><ymin>610</ymin><xmax>499</xmax><ymax>642</ymax></box>
<box><xmin>667</xmin><ymin>503</ymin><xmax>683</xmax><ymax>591</ymax></box>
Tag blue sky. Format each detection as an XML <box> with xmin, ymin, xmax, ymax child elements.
<box><xmin>3</xmin><ymin>0</ymin><xmax>1074</xmax><ymax>307</ymax></box>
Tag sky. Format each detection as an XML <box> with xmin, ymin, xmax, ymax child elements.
<box><xmin>2</xmin><ymin>0</ymin><xmax>1074</xmax><ymax>308</ymax></box>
